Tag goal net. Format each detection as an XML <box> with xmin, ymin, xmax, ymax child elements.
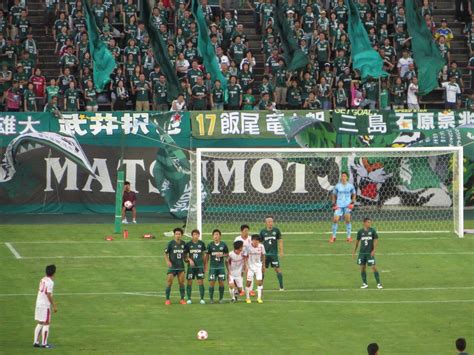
<box><xmin>186</xmin><ymin>148</ymin><xmax>464</xmax><ymax>237</ymax></box>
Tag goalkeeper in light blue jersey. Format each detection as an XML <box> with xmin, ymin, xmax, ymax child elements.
<box><xmin>329</xmin><ymin>171</ymin><xmax>356</xmax><ymax>243</ymax></box>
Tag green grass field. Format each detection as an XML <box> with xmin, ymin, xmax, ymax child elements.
<box><xmin>0</xmin><ymin>221</ymin><xmax>473</xmax><ymax>354</ymax></box>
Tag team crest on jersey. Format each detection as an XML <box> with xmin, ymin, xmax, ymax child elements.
<box><xmin>220</xmin><ymin>247</ymin><xmax>223</xmax><ymax>250</ymax></box>
<box><xmin>272</xmin><ymin>232</ymin><xmax>275</xmax><ymax>235</ymax></box>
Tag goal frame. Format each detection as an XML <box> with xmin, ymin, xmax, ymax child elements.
<box><xmin>195</xmin><ymin>147</ymin><xmax>464</xmax><ymax>238</ymax></box>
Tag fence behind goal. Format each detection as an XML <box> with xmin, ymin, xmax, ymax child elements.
<box><xmin>186</xmin><ymin>148</ymin><xmax>463</xmax><ymax>237</ymax></box>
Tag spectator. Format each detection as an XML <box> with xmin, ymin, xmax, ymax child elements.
<box><xmin>239</xmin><ymin>62</ymin><xmax>254</xmax><ymax>93</ymax></box>
<box><xmin>333</xmin><ymin>79</ymin><xmax>349</xmax><ymax>108</ymax></box>
<box><xmin>435</xmin><ymin>19</ymin><xmax>454</xmax><ymax>46</ymax></box>
<box><xmin>44</xmin><ymin>0</ymin><xmax>58</xmax><ymax>36</ymax></box>
<box><xmin>242</xmin><ymin>87</ymin><xmax>256</xmax><ymax>110</ymax></box>
<box><xmin>5</xmin><ymin>79</ymin><xmax>21</xmax><ymax>111</ymax></box>
<box><xmin>286</xmin><ymin>78</ymin><xmax>302</xmax><ymax>109</ymax></box>
<box><xmin>441</xmin><ymin>76</ymin><xmax>461</xmax><ymax>109</ymax></box>
<box><xmin>63</xmin><ymin>81</ymin><xmax>80</xmax><ymax>112</ymax></box>
<box><xmin>407</xmin><ymin>77</ymin><xmax>419</xmax><ymax>109</ymax></box>
<box><xmin>176</xmin><ymin>52</ymin><xmax>190</xmax><ymax>81</ymax></box>
<box><xmin>226</xmin><ymin>75</ymin><xmax>242</xmax><ymax>110</ymax></box>
<box><xmin>23</xmin><ymin>32</ymin><xmax>38</xmax><ymax>63</ymax></box>
<box><xmin>210</xmin><ymin>79</ymin><xmax>224</xmax><ymax>110</ymax></box>
<box><xmin>360</xmin><ymin>79</ymin><xmax>378</xmax><ymax>110</ymax></box>
<box><xmin>46</xmin><ymin>78</ymin><xmax>59</xmax><ymax>104</ymax></box>
<box><xmin>44</xmin><ymin>95</ymin><xmax>61</xmax><ymax>118</ymax></box>
<box><xmin>60</xmin><ymin>46</ymin><xmax>79</xmax><ymax>75</ymax></box>
<box><xmin>258</xmin><ymin>92</ymin><xmax>275</xmax><ymax>110</ymax></box>
<box><xmin>134</xmin><ymin>73</ymin><xmax>151</xmax><ymax>111</ymax></box>
<box><xmin>367</xmin><ymin>343</ymin><xmax>379</xmax><ymax>355</ymax></box>
<box><xmin>379</xmin><ymin>80</ymin><xmax>390</xmax><ymax>110</ymax></box>
<box><xmin>456</xmin><ymin>338</ymin><xmax>468</xmax><ymax>355</ymax></box>
<box><xmin>274</xmin><ymin>58</ymin><xmax>288</xmax><ymax>109</ymax></box>
<box><xmin>84</xmin><ymin>79</ymin><xmax>98</xmax><ymax>112</ymax></box>
<box><xmin>447</xmin><ymin>61</ymin><xmax>464</xmax><ymax>89</ymax></box>
<box><xmin>191</xmin><ymin>75</ymin><xmax>207</xmax><ymax>110</ymax></box>
<box><xmin>171</xmin><ymin>93</ymin><xmax>187</xmax><ymax>111</ymax></box>
<box><xmin>153</xmin><ymin>74</ymin><xmax>169</xmax><ymax>111</ymax></box>
<box><xmin>397</xmin><ymin>50</ymin><xmax>413</xmax><ymax>79</ymax></box>
<box><xmin>391</xmin><ymin>77</ymin><xmax>406</xmax><ymax>109</ymax></box>
<box><xmin>23</xmin><ymin>82</ymin><xmax>37</xmax><ymax>112</ymax></box>
<box><xmin>317</xmin><ymin>76</ymin><xmax>332</xmax><ymax>109</ymax></box>
<box><xmin>467</xmin><ymin>54</ymin><xmax>474</xmax><ymax>90</ymax></box>
<box><xmin>303</xmin><ymin>91</ymin><xmax>321</xmax><ymax>109</ymax></box>
<box><xmin>114</xmin><ymin>80</ymin><xmax>129</xmax><ymax>110</ymax></box>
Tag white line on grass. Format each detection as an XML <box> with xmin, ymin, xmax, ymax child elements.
<box><xmin>4</xmin><ymin>236</ymin><xmax>456</xmax><ymax>244</ymax></box>
<box><xmin>263</xmin><ymin>299</ymin><xmax>474</xmax><ymax>304</ymax></box>
<box><xmin>1</xmin><ymin>286</ymin><xmax>473</xmax><ymax>297</ymax></box>
<box><xmin>12</xmin><ymin>251</ymin><xmax>474</xmax><ymax>259</ymax></box>
<box><xmin>4</xmin><ymin>242</ymin><xmax>22</xmax><ymax>259</ymax></box>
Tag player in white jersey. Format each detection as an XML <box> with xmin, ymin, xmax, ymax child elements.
<box><xmin>226</xmin><ymin>240</ymin><xmax>245</xmax><ymax>302</ymax></box>
<box><xmin>243</xmin><ymin>234</ymin><xmax>266</xmax><ymax>304</ymax></box>
<box><xmin>234</xmin><ymin>224</ymin><xmax>254</xmax><ymax>296</ymax></box>
<box><xmin>33</xmin><ymin>265</ymin><xmax>57</xmax><ymax>349</ymax></box>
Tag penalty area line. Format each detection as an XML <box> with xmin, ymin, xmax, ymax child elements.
<box><xmin>4</xmin><ymin>243</ymin><xmax>22</xmax><ymax>259</ymax></box>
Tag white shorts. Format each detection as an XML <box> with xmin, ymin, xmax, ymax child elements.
<box><xmin>228</xmin><ymin>274</ymin><xmax>243</xmax><ymax>288</ymax></box>
<box><xmin>35</xmin><ymin>306</ymin><xmax>51</xmax><ymax>323</ymax></box>
<box><xmin>247</xmin><ymin>268</ymin><xmax>263</xmax><ymax>282</ymax></box>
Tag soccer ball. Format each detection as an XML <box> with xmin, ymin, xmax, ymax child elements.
<box><xmin>197</xmin><ymin>330</ymin><xmax>208</xmax><ymax>340</ymax></box>
<box><xmin>124</xmin><ymin>201</ymin><xmax>133</xmax><ymax>209</ymax></box>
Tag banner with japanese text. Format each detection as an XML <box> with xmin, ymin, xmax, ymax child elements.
<box><xmin>191</xmin><ymin>110</ymin><xmax>330</xmax><ymax>139</ymax></box>
<box><xmin>332</xmin><ymin>109</ymin><xmax>473</xmax><ymax>135</ymax></box>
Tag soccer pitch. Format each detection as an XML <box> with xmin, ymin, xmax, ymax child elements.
<box><xmin>1</xmin><ymin>222</ymin><xmax>473</xmax><ymax>354</ymax></box>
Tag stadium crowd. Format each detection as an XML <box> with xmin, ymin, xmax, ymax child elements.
<box><xmin>0</xmin><ymin>0</ymin><xmax>472</xmax><ymax>113</ymax></box>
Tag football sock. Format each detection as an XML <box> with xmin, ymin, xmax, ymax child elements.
<box><xmin>34</xmin><ymin>324</ymin><xmax>42</xmax><ymax>344</ymax></box>
<box><xmin>245</xmin><ymin>287</ymin><xmax>251</xmax><ymax>299</ymax></box>
<box><xmin>277</xmin><ymin>272</ymin><xmax>284</xmax><ymax>288</ymax></box>
<box><xmin>361</xmin><ymin>271</ymin><xmax>367</xmax><ymax>284</ymax></box>
<box><xmin>332</xmin><ymin>223</ymin><xmax>338</xmax><ymax>236</ymax></box>
<box><xmin>179</xmin><ymin>286</ymin><xmax>185</xmax><ymax>299</ymax></box>
<box><xmin>199</xmin><ymin>284</ymin><xmax>205</xmax><ymax>299</ymax></box>
<box><xmin>209</xmin><ymin>286</ymin><xmax>215</xmax><ymax>300</ymax></box>
<box><xmin>250</xmin><ymin>278</ymin><xmax>254</xmax><ymax>290</ymax></box>
<box><xmin>165</xmin><ymin>287</ymin><xmax>171</xmax><ymax>300</ymax></box>
<box><xmin>41</xmin><ymin>325</ymin><xmax>49</xmax><ymax>346</ymax></box>
<box><xmin>186</xmin><ymin>285</ymin><xmax>192</xmax><ymax>299</ymax></box>
<box><xmin>257</xmin><ymin>285</ymin><xmax>263</xmax><ymax>299</ymax></box>
<box><xmin>346</xmin><ymin>223</ymin><xmax>352</xmax><ymax>238</ymax></box>
<box><xmin>374</xmin><ymin>271</ymin><xmax>381</xmax><ymax>284</ymax></box>
<box><xmin>218</xmin><ymin>286</ymin><xmax>224</xmax><ymax>300</ymax></box>
<box><xmin>229</xmin><ymin>287</ymin><xmax>234</xmax><ymax>299</ymax></box>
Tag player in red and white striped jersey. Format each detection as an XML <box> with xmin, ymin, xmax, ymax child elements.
<box><xmin>243</xmin><ymin>234</ymin><xmax>266</xmax><ymax>304</ymax></box>
<box><xmin>33</xmin><ymin>265</ymin><xmax>57</xmax><ymax>349</ymax></box>
<box><xmin>227</xmin><ymin>240</ymin><xmax>245</xmax><ymax>302</ymax></box>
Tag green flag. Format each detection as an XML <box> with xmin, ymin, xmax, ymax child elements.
<box><xmin>345</xmin><ymin>0</ymin><xmax>388</xmax><ymax>81</ymax></box>
<box><xmin>274</xmin><ymin>0</ymin><xmax>308</xmax><ymax>71</ymax></box>
<box><xmin>84</xmin><ymin>0</ymin><xmax>115</xmax><ymax>92</ymax></box>
<box><xmin>142</xmin><ymin>0</ymin><xmax>180</xmax><ymax>100</ymax></box>
<box><xmin>191</xmin><ymin>0</ymin><xmax>227</xmax><ymax>93</ymax></box>
<box><xmin>152</xmin><ymin>112</ymin><xmax>191</xmax><ymax>219</ymax></box>
<box><xmin>405</xmin><ymin>0</ymin><xmax>444</xmax><ymax>95</ymax></box>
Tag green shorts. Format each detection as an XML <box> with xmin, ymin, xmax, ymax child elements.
<box><xmin>167</xmin><ymin>268</ymin><xmax>185</xmax><ymax>276</ymax></box>
<box><xmin>208</xmin><ymin>268</ymin><xmax>226</xmax><ymax>281</ymax></box>
<box><xmin>357</xmin><ymin>254</ymin><xmax>376</xmax><ymax>266</ymax></box>
<box><xmin>186</xmin><ymin>267</ymin><xmax>205</xmax><ymax>280</ymax></box>
<box><xmin>265</xmin><ymin>255</ymin><xmax>280</xmax><ymax>268</ymax></box>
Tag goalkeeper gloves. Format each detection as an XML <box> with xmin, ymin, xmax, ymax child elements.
<box><xmin>332</xmin><ymin>204</ymin><xmax>339</xmax><ymax>211</ymax></box>
<box><xmin>348</xmin><ymin>203</ymin><xmax>354</xmax><ymax>210</ymax></box>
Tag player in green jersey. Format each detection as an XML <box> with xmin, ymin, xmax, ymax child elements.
<box><xmin>259</xmin><ymin>216</ymin><xmax>284</xmax><ymax>290</ymax></box>
<box><xmin>206</xmin><ymin>229</ymin><xmax>229</xmax><ymax>304</ymax></box>
<box><xmin>352</xmin><ymin>218</ymin><xmax>383</xmax><ymax>289</ymax></box>
<box><xmin>184</xmin><ymin>229</ymin><xmax>208</xmax><ymax>304</ymax></box>
<box><xmin>164</xmin><ymin>228</ymin><xmax>187</xmax><ymax>305</ymax></box>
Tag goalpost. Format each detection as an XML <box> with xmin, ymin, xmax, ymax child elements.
<box><xmin>186</xmin><ymin>147</ymin><xmax>464</xmax><ymax>238</ymax></box>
